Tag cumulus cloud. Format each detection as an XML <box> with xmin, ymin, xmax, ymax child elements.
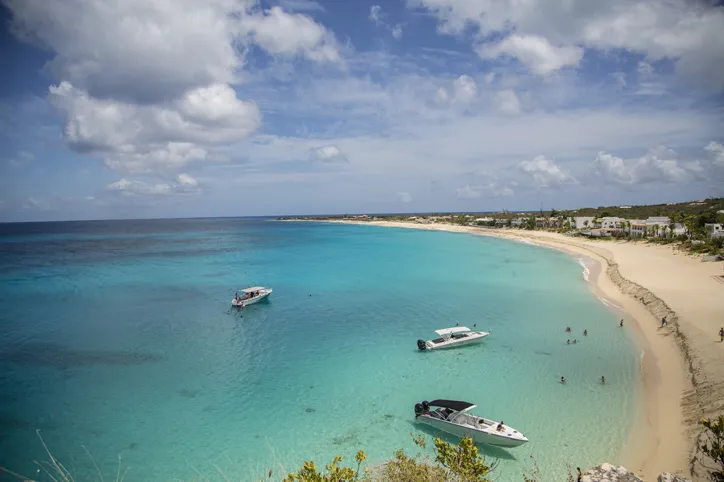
<box><xmin>492</xmin><ymin>89</ymin><xmax>522</xmax><ymax>115</ymax></box>
<box><xmin>477</xmin><ymin>35</ymin><xmax>583</xmax><ymax>75</ymax></box>
<box><xmin>310</xmin><ymin>145</ymin><xmax>348</xmax><ymax>163</ymax></box>
<box><xmin>412</xmin><ymin>0</ymin><xmax>724</xmax><ymax>88</ymax></box>
<box><xmin>519</xmin><ymin>156</ymin><xmax>576</xmax><ymax>187</ymax></box>
<box><xmin>398</xmin><ymin>191</ymin><xmax>412</xmax><ymax>203</ymax></box>
<box><xmin>48</xmin><ymin>81</ymin><xmax>260</xmax><ymax>173</ymax></box>
<box><xmin>239</xmin><ymin>6</ymin><xmax>341</xmax><ymax>63</ymax></box>
<box><xmin>106</xmin><ymin>173</ymin><xmax>200</xmax><ymax>196</ymax></box>
<box><xmin>435</xmin><ymin>75</ymin><xmax>477</xmax><ymax>106</ymax></box>
<box><xmin>593</xmin><ymin>145</ymin><xmax>706</xmax><ymax>184</ymax></box>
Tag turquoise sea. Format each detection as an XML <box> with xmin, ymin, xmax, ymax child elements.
<box><xmin>0</xmin><ymin>219</ymin><xmax>640</xmax><ymax>481</ymax></box>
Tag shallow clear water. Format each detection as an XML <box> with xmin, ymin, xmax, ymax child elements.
<box><xmin>0</xmin><ymin>219</ymin><xmax>640</xmax><ymax>481</ymax></box>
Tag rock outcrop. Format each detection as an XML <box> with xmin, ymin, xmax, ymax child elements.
<box><xmin>578</xmin><ymin>464</ymin><xmax>692</xmax><ymax>482</ymax></box>
<box><xmin>581</xmin><ymin>464</ymin><xmax>643</xmax><ymax>482</ymax></box>
<box><xmin>657</xmin><ymin>473</ymin><xmax>692</xmax><ymax>482</ymax></box>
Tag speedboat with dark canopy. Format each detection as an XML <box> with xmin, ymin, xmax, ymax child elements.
<box><xmin>417</xmin><ymin>326</ymin><xmax>489</xmax><ymax>351</ymax></box>
<box><xmin>414</xmin><ymin>399</ymin><xmax>528</xmax><ymax>448</ymax></box>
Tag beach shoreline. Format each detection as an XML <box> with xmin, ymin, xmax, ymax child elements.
<box><xmin>304</xmin><ymin>219</ymin><xmax>724</xmax><ymax>481</ymax></box>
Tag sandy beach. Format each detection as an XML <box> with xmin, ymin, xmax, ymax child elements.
<box><xmin>321</xmin><ymin>220</ymin><xmax>724</xmax><ymax>481</ymax></box>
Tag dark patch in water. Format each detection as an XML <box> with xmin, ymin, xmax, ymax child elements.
<box><xmin>534</xmin><ymin>351</ymin><xmax>553</xmax><ymax>356</ymax></box>
<box><xmin>203</xmin><ymin>405</ymin><xmax>216</xmax><ymax>412</ymax></box>
<box><xmin>332</xmin><ymin>431</ymin><xmax>361</xmax><ymax>447</ymax></box>
<box><xmin>177</xmin><ymin>389</ymin><xmax>199</xmax><ymax>399</ymax></box>
<box><xmin>309</xmin><ymin>385</ymin><xmax>314</xmax><ymax>389</ymax></box>
<box><xmin>0</xmin><ymin>342</ymin><xmax>163</xmax><ymax>369</ymax></box>
<box><xmin>305</xmin><ymin>407</ymin><xmax>315</xmax><ymax>413</ymax></box>
<box><xmin>127</xmin><ymin>442</ymin><xmax>138</xmax><ymax>450</ymax></box>
<box><xmin>383</xmin><ymin>414</ymin><xmax>394</xmax><ymax>420</ymax></box>
<box><xmin>204</xmin><ymin>272</ymin><xmax>227</xmax><ymax>278</ymax></box>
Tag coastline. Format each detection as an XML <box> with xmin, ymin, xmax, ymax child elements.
<box><xmin>310</xmin><ymin>219</ymin><xmax>722</xmax><ymax>481</ymax></box>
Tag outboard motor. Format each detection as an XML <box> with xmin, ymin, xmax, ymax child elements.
<box><xmin>414</xmin><ymin>403</ymin><xmax>424</xmax><ymax>417</ymax></box>
<box><xmin>417</xmin><ymin>339</ymin><xmax>427</xmax><ymax>351</ymax></box>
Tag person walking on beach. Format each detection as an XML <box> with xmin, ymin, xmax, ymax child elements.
<box><xmin>620</xmin><ymin>319</ymin><xmax>624</xmax><ymax>327</ymax></box>
<box><xmin>577</xmin><ymin>467</ymin><xmax>582</xmax><ymax>482</ymax></box>
<box><xmin>719</xmin><ymin>327</ymin><xmax>724</xmax><ymax>342</ymax></box>
<box><xmin>661</xmin><ymin>317</ymin><xmax>667</xmax><ymax>327</ymax></box>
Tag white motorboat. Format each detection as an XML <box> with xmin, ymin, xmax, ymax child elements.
<box><xmin>232</xmin><ymin>286</ymin><xmax>273</xmax><ymax>306</ymax></box>
<box><xmin>414</xmin><ymin>399</ymin><xmax>528</xmax><ymax>448</ymax></box>
<box><xmin>417</xmin><ymin>326</ymin><xmax>489</xmax><ymax>351</ymax></box>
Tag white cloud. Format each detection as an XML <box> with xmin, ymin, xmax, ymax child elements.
<box><xmin>48</xmin><ymin>81</ymin><xmax>260</xmax><ymax>173</ymax></box>
<box><xmin>477</xmin><ymin>35</ymin><xmax>583</xmax><ymax>76</ymax></box>
<box><xmin>519</xmin><ymin>155</ymin><xmax>577</xmax><ymax>187</ymax></box>
<box><xmin>492</xmin><ymin>89</ymin><xmax>522</xmax><ymax>115</ymax></box>
<box><xmin>369</xmin><ymin>5</ymin><xmax>403</xmax><ymax>39</ymax></box>
<box><xmin>106</xmin><ymin>173</ymin><xmax>200</xmax><ymax>196</ymax></box>
<box><xmin>398</xmin><ymin>191</ymin><xmax>412</xmax><ymax>203</ymax></box>
<box><xmin>311</xmin><ymin>145</ymin><xmax>348</xmax><ymax>163</ymax></box>
<box><xmin>369</xmin><ymin>5</ymin><xmax>382</xmax><ymax>24</ymax></box>
<box><xmin>456</xmin><ymin>184</ymin><xmax>481</xmax><ymax>199</ymax></box>
<box><xmin>638</xmin><ymin>61</ymin><xmax>654</xmax><ymax>79</ymax></box>
<box><xmin>239</xmin><ymin>6</ymin><xmax>341</xmax><ymax>63</ymax></box>
<box><xmin>4</xmin><ymin>0</ymin><xmax>249</xmax><ymax>104</ymax></box>
<box><xmin>5</xmin><ymin>150</ymin><xmax>34</xmax><ymax>167</ymax></box>
<box><xmin>593</xmin><ymin>145</ymin><xmax>703</xmax><ymax>184</ymax></box>
<box><xmin>436</xmin><ymin>75</ymin><xmax>477</xmax><ymax>107</ymax></box>
<box><xmin>412</xmin><ymin>0</ymin><xmax>724</xmax><ymax>89</ymax></box>
<box><xmin>705</xmin><ymin>141</ymin><xmax>724</xmax><ymax>167</ymax></box>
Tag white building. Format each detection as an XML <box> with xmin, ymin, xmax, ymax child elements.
<box><xmin>572</xmin><ymin>216</ymin><xmax>595</xmax><ymax>229</ymax></box>
<box><xmin>629</xmin><ymin>220</ymin><xmax>647</xmax><ymax>238</ymax></box>
<box><xmin>600</xmin><ymin>217</ymin><xmax>625</xmax><ymax>231</ymax></box>
<box><xmin>705</xmin><ymin>223</ymin><xmax>723</xmax><ymax>238</ymax></box>
<box><xmin>511</xmin><ymin>218</ymin><xmax>523</xmax><ymax>227</ymax></box>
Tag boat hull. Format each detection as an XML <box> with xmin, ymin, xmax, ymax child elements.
<box><xmin>425</xmin><ymin>332</ymin><xmax>489</xmax><ymax>350</ymax></box>
<box><xmin>232</xmin><ymin>290</ymin><xmax>272</xmax><ymax>306</ymax></box>
<box><xmin>416</xmin><ymin>416</ymin><xmax>527</xmax><ymax>448</ymax></box>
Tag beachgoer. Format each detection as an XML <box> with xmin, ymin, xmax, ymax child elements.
<box><xmin>577</xmin><ymin>467</ymin><xmax>582</xmax><ymax>482</ymax></box>
<box><xmin>601</xmin><ymin>376</ymin><xmax>605</xmax><ymax>384</ymax></box>
<box><xmin>719</xmin><ymin>327</ymin><xmax>724</xmax><ymax>342</ymax></box>
<box><xmin>567</xmin><ymin>339</ymin><xmax>570</xmax><ymax>344</ymax></box>
<box><xmin>566</xmin><ymin>327</ymin><xmax>571</xmax><ymax>332</ymax></box>
<box><xmin>583</xmin><ymin>329</ymin><xmax>588</xmax><ymax>336</ymax></box>
<box><xmin>620</xmin><ymin>319</ymin><xmax>624</xmax><ymax>327</ymax></box>
<box><xmin>497</xmin><ymin>421</ymin><xmax>504</xmax><ymax>432</ymax></box>
<box><xmin>573</xmin><ymin>339</ymin><xmax>577</xmax><ymax>344</ymax></box>
<box><xmin>561</xmin><ymin>376</ymin><xmax>566</xmax><ymax>384</ymax></box>
<box><xmin>661</xmin><ymin>317</ymin><xmax>666</xmax><ymax>327</ymax></box>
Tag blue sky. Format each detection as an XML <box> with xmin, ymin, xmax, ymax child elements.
<box><xmin>1</xmin><ymin>0</ymin><xmax>723</xmax><ymax>221</ymax></box>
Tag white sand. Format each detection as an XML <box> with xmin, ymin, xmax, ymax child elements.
<box><xmin>319</xmin><ymin>220</ymin><xmax>724</xmax><ymax>480</ymax></box>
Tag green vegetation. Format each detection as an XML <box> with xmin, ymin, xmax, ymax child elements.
<box><xmin>697</xmin><ymin>415</ymin><xmax>724</xmax><ymax>481</ymax></box>
<box><xmin>281</xmin><ymin>434</ymin><xmax>494</xmax><ymax>482</ymax></box>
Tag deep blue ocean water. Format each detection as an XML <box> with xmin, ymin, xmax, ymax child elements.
<box><xmin>0</xmin><ymin>219</ymin><xmax>640</xmax><ymax>481</ymax></box>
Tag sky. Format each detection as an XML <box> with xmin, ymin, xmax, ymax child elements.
<box><xmin>1</xmin><ymin>0</ymin><xmax>723</xmax><ymax>222</ymax></box>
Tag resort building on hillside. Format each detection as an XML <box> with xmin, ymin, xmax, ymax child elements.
<box><xmin>570</xmin><ymin>216</ymin><xmax>595</xmax><ymax>229</ymax></box>
<box><xmin>600</xmin><ymin>217</ymin><xmax>625</xmax><ymax>232</ymax></box>
<box><xmin>628</xmin><ymin>220</ymin><xmax>647</xmax><ymax>238</ymax></box>
<box><xmin>706</xmin><ymin>223</ymin><xmax>723</xmax><ymax>238</ymax></box>
<box><xmin>511</xmin><ymin>218</ymin><xmax>523</xmax><ymax>227</ymax></box>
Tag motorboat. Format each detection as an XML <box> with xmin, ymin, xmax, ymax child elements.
<box><xmin>414</xmin><ymin>399</ymin><xmax>528</xmax><ymax>448</ymax></box>
<box><xmin>232</xmin><ymin>286</ymin><xmax>273</xmax><ymax>306</ymax></box>
<box><xmin>417</xmin><ymin>326</ymin><xmax>489</xmax><ymax>351</ymax></box>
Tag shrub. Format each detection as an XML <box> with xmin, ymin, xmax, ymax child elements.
<box><xmin>696</xmin><ymin>415</ymin><xmax>724</xmax><ymax>481</ymax></box>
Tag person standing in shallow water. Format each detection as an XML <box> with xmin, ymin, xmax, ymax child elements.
<box><xmin>577</xmin><ymin>467</ymin><xmax>582</xmax><ymax>482</ymax></box>
<box><xmin>620</xmin><ymin>319</ymin><xmax>624</xmax><ymax>327</ymax></box>
<box><xmin>601</xmin><ymin>376</ymin><xmax>605</xmax><ymax>384</ymax></box>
